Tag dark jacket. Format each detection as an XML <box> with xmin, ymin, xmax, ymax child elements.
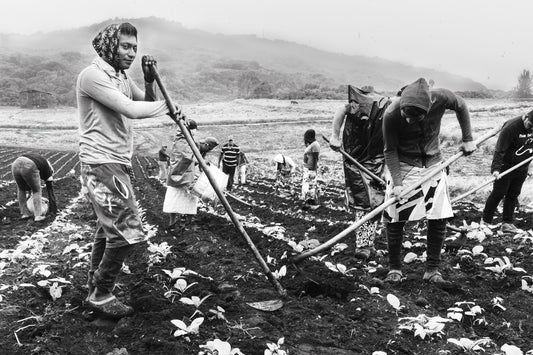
<box><xmin>491</xmin><ymin>116</ymin><xmax>533</xmax><ymax>173</ymax></box>
<box><xmin>21</xmin><ymin>153</ymin><xmax>54</xmax><ymax>181</ymax></box>
<box><xmin>343</xmin><ymin>98</ymin><xmax>390</xmax><ymax>162</ymax></box>
<box><xmin>383</xmin><ymin>88</ymin><xmax>473</xmax><ymax>186</ymax></box>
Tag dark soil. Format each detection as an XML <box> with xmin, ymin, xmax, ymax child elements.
<box><xmin>0</xmin><ymin>146</ymin><xmax>532</xmax><ymax>355</ymax></box>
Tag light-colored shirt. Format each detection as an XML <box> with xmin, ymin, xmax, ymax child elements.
<box><xmin>77</xmin><ymin>57</ymin><xmax>168</xmax><ymax>165</ymax></box>
<box><xmin>277</xmin><ymin>155</ymin><xmax>295</xmax><ymax>174</ymax></box>
<box><xmin>303</xmin><ymin>141</ymin><xmax>320</xmax><ymax>170</ymax></box>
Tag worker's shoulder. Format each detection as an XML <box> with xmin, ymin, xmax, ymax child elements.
<box><xmin>77</xmin><ymin>63</ymin><xmax>109</xmax><ymax>85</ymax></box>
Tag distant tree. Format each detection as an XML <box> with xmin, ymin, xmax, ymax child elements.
<box><xmin>514</xmin><ymin>69</ymin><xmax>532</xmax><ymax>98</ymax></box>
<box><xmin>251</xmin><ymin>82</ymin><xmax>273</xmax><ymax>98</ymax></box>
<box><xmin>237</xmin><ymin>71</ymin><xmax>261</xmax><ymax>98</ymax></box>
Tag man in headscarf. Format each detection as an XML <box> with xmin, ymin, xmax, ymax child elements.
<box><xmin>382</xmin><ymin>78</ymin><xmax>476</xmax><ymax>286</ymax></box>
<box><xmin>329</xmin><ymin>85</ymin><xmax>391</xmax><ymax>259</ymax></box>
<box><xmin>77</xmin><ymin>22</ymin><xmax>185</xmax><ymax>318</ymax></box>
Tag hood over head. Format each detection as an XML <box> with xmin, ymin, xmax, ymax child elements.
<box><xmin>399</xmin><ymin>78</ymin><xmax>431</xmax><ymax>113</ymax></box>
<box><xmin>304</xmin><ymin>129</ymin><xmax>316</xmax><ymax>144</ymax></box>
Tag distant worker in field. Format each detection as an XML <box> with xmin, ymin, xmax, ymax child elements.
<box><xmin>77</xmin><ymin>22</ymin><xmax>185</xmax><ymax>318</ymax></box>
<box><xmin>11</xmin><ymin>153</ymin><xmax>58</xmax><ymax>222</ymax></box>
<box><xmin>157</xmin><ymin>145</ymin><xmax>170</xmax><ymax>182</ymax></box>
<box><xmin>481</xmin><ymin>110</ymin><xmax>533</xmax><ymax>233</ymax></box>
<box><xmin>329</xmin><ymin>85</ymin><xmax>391</xmax><ymax>259</ymax></box>
<box><xmin>164</xmin><ymin>120</ymin><xmax>197</xmax><ymax>229</ymax></box>
<box><xmin>234</xmin><ymin>151</ymin><xmax>249</xmax><ymax>186</ymax></box>
<box><xmin>302</xmin><ymin>129</ymin><xmax>320</xmax><ymax>208</ymax></box>
<box><xmin>274</xmin><ymin>153</ymin><xmax>296</xmax><ymax>189</ymax></box>
<box><xmin>382</xmin><ymin>78</ymin><xmax>476</xmax><ymax>286</ymax></box>
<box><xmin>164</xmin><ymin>120</ymin><xmax>218</xmax><ymax>229</ymax></box>
<box><xmin>219</xmin><ymin>136</ymin><xmax>240</xmax><ymax>191</ymax></box>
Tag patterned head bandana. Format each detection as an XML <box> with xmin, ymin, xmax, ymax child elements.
<box><xmin>92</xmin><ymin>24</ymin><xmax>120</xmax><ymax>70</ymax></box>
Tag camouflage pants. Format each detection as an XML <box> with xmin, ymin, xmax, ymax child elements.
<box><xmin>80</xmin><ymin>163</ymin><xmax>144</xmax><ymax>248</ymax></box>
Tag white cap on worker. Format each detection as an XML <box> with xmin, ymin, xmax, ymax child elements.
<box><xmin>274</xmin><ymin>154</ymin><xmax>284</xmax><ymax>163</ymax></box>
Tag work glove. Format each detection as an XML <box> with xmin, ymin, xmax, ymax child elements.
<box><xmin>329</xmin><ymin>134</ymin><xmax>341</xmax><ymax>151</ymax></box>
<box><xmin>141</xmin><ymin>55</ymin><xmax>157</xmax><ymax>83</ymax></box>
<box><xmin>461</xmin><ymin>140</ymin><xmax>476</xmax><ymax>156</ymax></box>
<box><xmin>167</xmin><ymin>104</ymin><xmax>183</xmax><ymax>120</ymax></box>
<box><xmin>492</xmin><ymin>171</ymin><xmax>500</xmax><ymax>180</ymax></box>
<box><xmin>392</xmin><ymin>185</ymin><xmax>403</xmax><ymax>200</ymax></box>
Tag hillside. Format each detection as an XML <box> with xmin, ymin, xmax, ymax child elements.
<box><xmin>0</xmin><ymin>17</ymin><xmax>489</xmax><ymax>105</ymax></box>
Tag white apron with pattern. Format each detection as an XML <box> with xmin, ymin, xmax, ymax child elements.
<box><xmin>383</xmin><ymin>163</ymin><xmax>453</xmax><ymax>222</ymax></box>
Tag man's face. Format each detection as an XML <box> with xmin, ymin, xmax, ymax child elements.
<box><xmin>117</xmin><ymin>34</ymin><xmax>137</xmax><ymax>70</ymax></box>
<box><xmin>526</xmin><ymin>119</ymin><xmax>533</xmax><ymax>131</ymax></box>
<box><xmin>525</xmin><ymin>113</ymin><xmax>533</xmax><ymax>131</ymax></box>
<box><xmin>401</xmin><ymin>108</ymin><xmax>426</xmax><ymax>124</ymax></box>
<box><xmin>349</xmin><ymin>101</ymin><xmax>360</xmax><ymax>114</ymax></box>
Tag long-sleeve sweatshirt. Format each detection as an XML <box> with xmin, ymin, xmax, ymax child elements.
<box><xmin>77</xmin><ymin>57</ymin><xmax>169</xmax><ymax>165</ymax></box>
<box><xmin>491</xmin><ymin>115</ymin><xmax>533</xmax><ymax>173</ymax></box>
<box><xmin>383</xmin><ymin>88</ymin><xmax>473</xmax><ymax>186</ymax></box>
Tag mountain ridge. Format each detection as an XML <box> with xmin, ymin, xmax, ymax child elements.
<box><xmin>0</xmin><ymin>17</ymin><xmax>489</xmax><ymax>105</ymax></box>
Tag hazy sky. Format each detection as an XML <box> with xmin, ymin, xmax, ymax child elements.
<box><xmin>2</xmin><ymin>0</ymin><xmax>532</xmax><ymax>90</ymax></box>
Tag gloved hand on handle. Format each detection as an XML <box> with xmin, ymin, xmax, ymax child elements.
<box><xmin>461</xmin><ymin>140</ymin><xmax>476</xmax><ymax>156</ymax></box>
<box><xmin>328</xmin><ymin>134</ymin><xmax>341</xmax><ymax>152</ymax></box>
<box><xmin>141</xmin><ymin>55</ymin><xmax>157</xmax><ymax>83</ymax></box>
<box><xmin>392</xmin><ymin>185</ymin><xmax>403</xmax><ymax>199</ymax></box>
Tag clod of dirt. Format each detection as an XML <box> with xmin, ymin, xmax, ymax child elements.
<box><xmin>415</xmin><ymin>296</ymin><xmax>429</xmax><ymax>307</ymax></box>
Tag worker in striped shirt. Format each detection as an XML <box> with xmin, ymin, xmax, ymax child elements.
<box><xmin>219</xmin><ymin>136</ymin><xmax>241</xmax><ymax>191</ymax></box>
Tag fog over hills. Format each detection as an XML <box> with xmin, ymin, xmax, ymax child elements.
<box><xmin>0</xmin><ymin>17</ymin><xmax>487</xmax><ymax>105</ymax></box>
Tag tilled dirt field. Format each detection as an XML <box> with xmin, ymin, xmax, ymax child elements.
<box><xmin>0</xmin><ymin>146</ymin><xmax>532</xmax><ymax>355</ymax></box>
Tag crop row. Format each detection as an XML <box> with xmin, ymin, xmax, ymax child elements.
<box><xmin>0</xmin><ymin>148</ymin><xmax>79</xmax><ymax>181</ymax></box>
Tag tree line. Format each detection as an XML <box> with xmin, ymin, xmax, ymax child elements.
<box><xmin>0</xmin><ymin>52</ymin><xmax>526</xmax><ymax>107</ymax></box>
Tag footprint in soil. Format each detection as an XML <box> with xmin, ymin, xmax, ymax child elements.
<box><xmin>82</xmin><ymin>310</ymin><xmax>119</xmax><ymax>330</ymax></box>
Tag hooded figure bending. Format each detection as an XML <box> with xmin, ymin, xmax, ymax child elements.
<box><xmin>163</xmin><ymin>120</ymin><xmax>218</xmax><ymax>228</ymax></box>
<box><xmin>382</xmin><ymin>78</ymin><xmax>476</xmax><ymax>286</ymax></box>
<box><xmin>329</xmin><ymin>85</ymin><xmax>391</xmax><ymax>259</ymax></box>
